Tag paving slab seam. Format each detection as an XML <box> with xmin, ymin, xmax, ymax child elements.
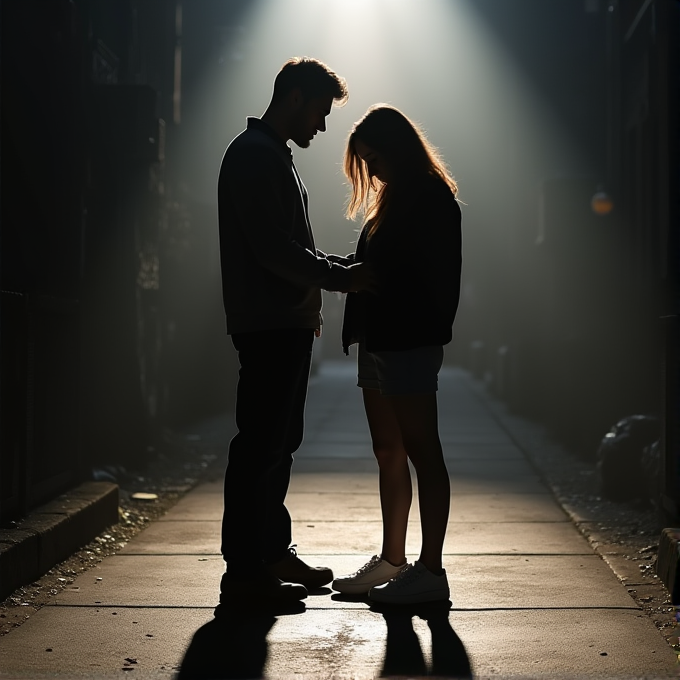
<box><xmin>46</xmin><ymin>604</ymin><xmax>216</xmax><ymax>609</ymax></box>
<box><xmin>44</xmin><ymin>604</ymin><xmax>644</xmax><ymax>612</ymax></box>
<box><xmin>135</xmin><ymin>520</ymin><xmax>586</xmax><ymax>524</ymax></box>
<box><xmin>111</xmin><ymin>551</ymin><xmax>599</xmax><ymax>556</ymax></box>
<box><xmin>304</xmin><ymin>606</ymin><xmax>645</xmax><ymax>612</ymax></box>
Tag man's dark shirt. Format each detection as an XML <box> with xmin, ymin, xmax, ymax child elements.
<box><xmin>217</xmin><ymin>117</ymin><xmax>351</xmax><ymax>334</ymax></box>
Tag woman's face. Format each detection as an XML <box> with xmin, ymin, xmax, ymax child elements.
<box><xmin>354</xmin><ymin>138</ymin><xmax>392</xmax><ymax>184</ymax></box>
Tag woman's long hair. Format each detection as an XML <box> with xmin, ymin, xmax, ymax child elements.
<box><xmin>343</xmin><ymin>104</ymin><xmax>458</xmax><ymax>237</ymax></box>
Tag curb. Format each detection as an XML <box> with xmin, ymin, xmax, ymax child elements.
<box><xmin>657</xmin><ymin>528</ymin><xmax>680</xmax><ymax>603</ymax></box>
<box><xmin>0</xmin><ymin>481</ymin><xmax>119</xmax><ymax>600</ymax></box>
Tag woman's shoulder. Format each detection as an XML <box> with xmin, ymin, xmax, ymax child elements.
<box><xmin>383</xmin><ymin>175</ymin><xmax>459</xmax><ymax>230</ymax></box>
<box><xmin>426</xmin><ymin>173</ymin><xmax>457</xmax><ymax>196</ymax></box>
<box><xmin>408</xmin><ymin>173</ymin><xmax>454</xmax><ymax>201</ymax></box>
<box><xmin>417</xmin><ymin>175</ymin><xmax>460</xmax><ymax>217</ymax></box>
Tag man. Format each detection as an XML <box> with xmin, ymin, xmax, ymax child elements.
<box><xmin>216</xmin><ymin>57</ymin><xmax>372</xmax><ymax>609</ymax></box>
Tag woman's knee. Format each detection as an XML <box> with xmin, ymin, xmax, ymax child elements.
<box><xmin>402</xmin><ymin>438</ymin><xmax>446</xmax><ymax>471</ymax></box>
<box><xmin>372</xmin><ymin>443</ymin><xmax>408</xmax><ymax>468</ymax></box>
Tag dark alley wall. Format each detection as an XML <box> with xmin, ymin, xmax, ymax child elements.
<box><xmin>2</xmin><ymin>0</ymin><xmax>89</xmax><ymax>521</ymax></box>
<box><xmin>0</xmin><ymin>0</ymin><xmax>236</xmax><ymax>524</ymax></box>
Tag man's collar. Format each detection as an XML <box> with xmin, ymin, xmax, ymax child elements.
<box><xmin>247</xmin><ymin>117</ymin><xmax>291</xmax><ymax>154</ymax></box>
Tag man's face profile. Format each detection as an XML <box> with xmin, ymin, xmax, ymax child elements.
<box><xmin>289</xmin><ymin>94</ymin><xmax>334</xmax><ymax>149</ymax></box>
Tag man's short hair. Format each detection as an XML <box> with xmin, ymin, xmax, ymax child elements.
<box><xmin>272</xmin><ymin>57</ymin><xmax>348</xmax><ymax>106</ymax></box>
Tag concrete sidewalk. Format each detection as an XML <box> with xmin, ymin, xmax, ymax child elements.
<box><xmin>0</xmin><ymin>361</ymin><xmax>676</xmax><ymax>679</ymax></box>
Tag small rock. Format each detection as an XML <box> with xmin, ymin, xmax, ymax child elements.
<box><xmin>131</xmin><ymin>492</ymin><xmax>158</xmax><ymax>501</ymax></box>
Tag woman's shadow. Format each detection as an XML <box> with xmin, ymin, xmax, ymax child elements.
<box><xmin>373</xmin><ymin>600</ymin><xmax>472</xmax><ymax>678</ymax></box>
<box><xmin>177</xmin><ymin>601</ymin><xmax>305</xmax><ymax>680</ymax></box>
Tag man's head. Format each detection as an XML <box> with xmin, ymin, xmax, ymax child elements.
<box><xmin>265</xmin><ymin>57</ymin><xmax>348</xmax><ymax>148</ymax></box>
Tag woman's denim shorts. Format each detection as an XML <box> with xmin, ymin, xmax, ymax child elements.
<box><xmin>357</xmin><ymin>343</ymin><xmax>444</xmax><ymax>395</ymax></box>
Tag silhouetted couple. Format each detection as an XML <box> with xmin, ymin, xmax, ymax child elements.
<box><xmin>216</xmin><ymin>57</ymin><xmax>462</xmax><ymax>611</ymax></box>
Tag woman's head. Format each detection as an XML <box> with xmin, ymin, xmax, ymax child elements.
<box><xmin>344</xmin><ymin>105</ymin><xmax>457</xmax><ymax>228</ymax></box>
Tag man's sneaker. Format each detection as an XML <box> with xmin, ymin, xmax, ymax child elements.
<box><xmin>368</xmin><ymin>561</ymin><xmax>450</xmax><ymax>604</ymax></box>
<box><xmin>332</xmin><ymin>555</ymin><xmax>407</xmax><ymax>595</ymax></box>
<box><xmin>268</xmin><ymin>546</ymin><xmax>333</xmax><ymax>590</ymax></box>
<box><xmin>216</xmin><ymin>570</ymin><xmax>307</xmax><ymax>613</ymax></box>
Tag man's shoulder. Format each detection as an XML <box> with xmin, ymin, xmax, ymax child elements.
<box><xmin>221</xmin><ymin>127</ymin><xmax>290</xmax><ymax>177</ymax></box>
<box><xmin>218</xmin><ymin>133</ymin><xmax>293</xmax><ymax>198</ymax></box>
<box><xmin>227</xmin><ymin>125</ymin><xmax>287</xmax><ymax>157</ymax></box>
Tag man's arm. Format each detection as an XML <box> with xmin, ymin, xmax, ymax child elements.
<box><xmin>221</xmin><ymin>150</ymin><xmax>353</xmax><ymax>292</ymax></box>
<box><xmin>322</xmin><ymin>251</ymin><xmax>355</xmax><ymax>266</ymax></box>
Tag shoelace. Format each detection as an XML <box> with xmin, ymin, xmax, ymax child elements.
<box><xmin>389</xmin><ymin>563</ymin><xmax>421</xmax><ymax>588</ymax></box>
<box><xmin>353</xmin><ymin>555</ymin><xmax>383</xmax><ymax>576</ymax></box>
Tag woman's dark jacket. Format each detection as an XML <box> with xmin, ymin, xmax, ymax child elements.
<box><xmin>341</xmin><ymin>174</ymin><xmax>462</xmax><ymax>355</ymax></box>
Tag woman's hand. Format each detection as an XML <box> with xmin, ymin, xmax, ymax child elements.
<box><xmin>347</xmin><ymin>262</ymin><xmax>379</xmax><ymax>294</ymax></box>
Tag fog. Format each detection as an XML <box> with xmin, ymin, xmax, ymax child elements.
<box><xmin>165</xmin><ymin>0</ymin><xmax>662</xmax><ymax>454</ymax></box>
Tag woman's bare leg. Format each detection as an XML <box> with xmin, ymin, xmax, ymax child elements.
<box><xmin>362</xmin><ymin>388</ymin><xmax>411</xmax><ymax>567</ymax></box>
<box><xmin>389</xmin><ymin>393</ymin><xmax>450</xmax><ymax>574</ymax></box>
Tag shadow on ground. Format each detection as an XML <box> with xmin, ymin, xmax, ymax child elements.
<box><xmin>177</xmin><ymin>608</ymin><xmax>284</xmax><ymax>679</ymax></box>
<box><xmin>375</xmin><ymin>601</ymin><xmax>473</xmax><ymax>678</ymax></box>
<box><xmin>178</xmin><ymin>600</ymin><xmax>471</xmax><ymax>679</ymax></box>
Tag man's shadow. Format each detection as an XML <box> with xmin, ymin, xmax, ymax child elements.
<box><xmin>177</xmin><ymin>602</ymin><xmax>305</xmax><ymax>680</ymax></box>
<box><xmin>373</xmin><ymin>601</ymin><xmax>472</xmax><ymax>678</ymax></box>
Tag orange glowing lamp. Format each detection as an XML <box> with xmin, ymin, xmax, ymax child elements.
<box><xmin>591</xmin><ymin>189</ymin><xmax>614</xmax><ymax>215</ymax></box>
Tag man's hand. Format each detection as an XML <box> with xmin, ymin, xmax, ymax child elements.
<box><xmin>347</xmin><ymin>262</ymin><xmax>379</xmax><ymax>294</ymax></box>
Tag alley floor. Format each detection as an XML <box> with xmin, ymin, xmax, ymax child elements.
<box><xmin>0</xmin><ymin>361</ymin><xmax>677</xmax><ymax>679</ymax></box>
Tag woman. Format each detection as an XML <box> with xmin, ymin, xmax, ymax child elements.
<box><xmin>331</xmin><ymin>104</ymin><xmax>462</xmax><ymax>604</ymax></box>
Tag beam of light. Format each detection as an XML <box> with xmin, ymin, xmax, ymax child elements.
<box><xmin>176</xmin><ymin>0</ymin><xmax>597</xmax><ymax>366</ymax></box>
<box><xmin>181</xmin><ymin>0</ymin><xmax>588</xmax><ymax>229</ymax></box>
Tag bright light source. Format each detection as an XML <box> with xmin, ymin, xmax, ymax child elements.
<box><xmin>181</xmin><ymin>0</ymin><xmax>589</xmax><ymax>257</ymax></box>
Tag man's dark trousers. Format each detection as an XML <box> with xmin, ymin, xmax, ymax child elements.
<box><xmin>221</xmin><ymin>328</ymin><xmax>315</xmax><ymax>575</ymax></box>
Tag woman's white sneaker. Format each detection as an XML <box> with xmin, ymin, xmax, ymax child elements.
<box><xmin>368</xmin><ymin>561</ymin><xmax>450</xmax><ymax>604</ymax></box>
<box><xmin>332</xmin><ymin>555</ymin><xmax>407</xmax><ymax>595</ymax></box>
